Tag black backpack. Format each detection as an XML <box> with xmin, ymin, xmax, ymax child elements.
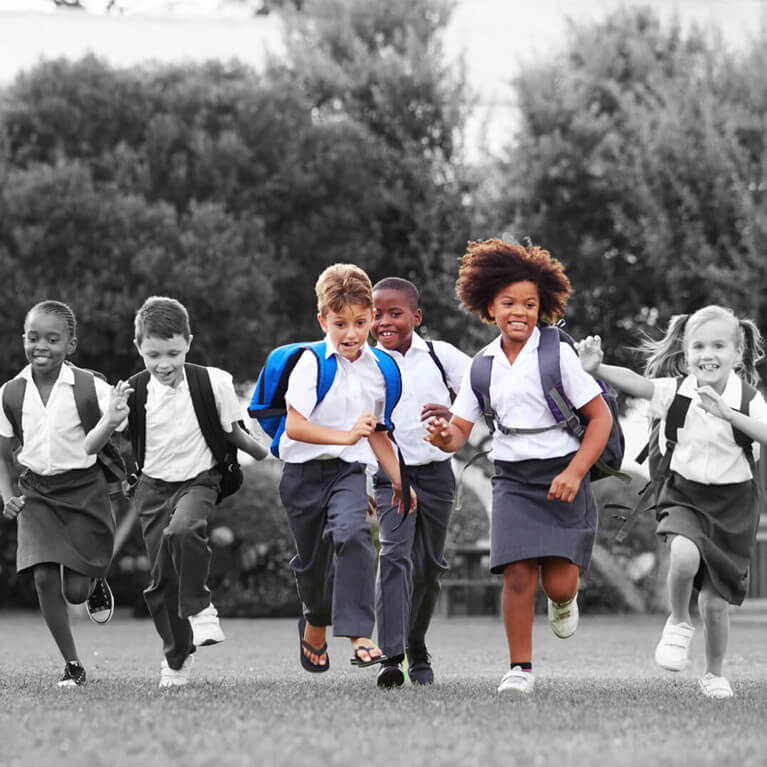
<box><xmin>126</xmin><ymin>363</ymin><xmax>244</xmax><ymax>504</ymax></box>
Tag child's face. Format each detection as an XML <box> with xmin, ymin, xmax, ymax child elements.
<box><xmin>318</xmin><ymin>302</ymin><xmax>373</xmax><ymax>362</ymax></box>
<box><xmin>23</xmin><ymin>309</ymin><xmax>77</xmax><ymax>376</ymax></box>
<box><xmin>488</xmin><ymin>280</ymin><xmax>539</xmax><ymax>348</ymax></box>
<box><xmin>134</xmin><ymin>333</ymin><xmax>191</xmax><ymax>388</ymax></box>
<box><xmin>371</xmin><ymin>288</ymin><xmax>422</xmax><ymax>354</ymax></box>
<box><xmin>686</xmin><ymin>318</ymin><xmax>740</xmax><ymax>394</ymax></box>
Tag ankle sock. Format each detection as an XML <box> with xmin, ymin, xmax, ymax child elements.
<box><xmin>511</xmin><ymin>662</ymin><xmax>532</xmax><ymax>672</ymax></box>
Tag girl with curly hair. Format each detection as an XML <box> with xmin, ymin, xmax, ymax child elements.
<box><xmin>426</xmin><ymin>238</ymin><xmax>612</xmax><ymax>695</ymax></box>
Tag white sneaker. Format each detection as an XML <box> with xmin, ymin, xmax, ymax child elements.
<box><xmin>159</xmin><ymin>655</ymin><xmax>195</xmax><ymax>688</ymax></box>
<box><xmin>189</xmin><ymin>604</ymin><xmax>225</xmax><ymax>647</ymax></box>
<box><xmin>547</xmin><ymin>596</ymin><xmax>579</xmax><ymax>638</ymax></box>
<box><xmin>699</xmin><ymin>673</ymin><xmax>734</xmax><ymax>699</ymax></box>
<box><xmin>497</xmin><ymin>666</ymin><xmax>535</xmax><ymax>695</ymax></box>
<box><xmin>654</xmin><ymin>616</ymin><xmax>695</xmax><ymax>671</ymax></box>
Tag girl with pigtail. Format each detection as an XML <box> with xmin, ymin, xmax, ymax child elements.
<box><xmin>578</xmin><ymin>305</ymin><xmax>767</xmax><ymax>700</ymax></box>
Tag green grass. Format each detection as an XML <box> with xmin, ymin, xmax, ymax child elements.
<box><xmin>1</xmin><ymin>610</ymin><xmax>766</xmax><ymax>767</ymax></box>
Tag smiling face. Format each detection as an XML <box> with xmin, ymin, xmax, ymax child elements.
<box><xmin>685</xmin><ymin>317</ymin><xmax>740</xmax><ymax>394</ymax></box>
<box><xmin>134</xmin><ymin>333</ymin><xmax>191</xmax><ymax>388</ymax></box>
<box><xmin>23</xmin><ymin>309</ymin><xmax>77</xmax><ymax>379</ymax></box>
<box><xmin>318</xmin><ymin>302</ymin><xmax>373</xmax><ymax>362</ymax></box>
<box><xmin>371</xmin><ymin>287</ymin><xmax>422</xmax><ymax>355</ymax></box>
<box><xmin>488</xmin><ymin>280</ymin><xmax>540</xmax><ymax>352</ymax></box>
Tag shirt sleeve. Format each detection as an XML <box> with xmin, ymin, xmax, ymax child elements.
<box><xmin>559</xmin><ymin>343</ymin><xmax>602</xmax><ymax>409</ymax></box>
<box><xmin>435</xmin><ymin>341</ymin><xmax>471</xmax><ymax>393</ymax></box>
<box><xmin>648</xmin><ymin>378</ymin><xmax>677</xmax><ymax>419</ymax></box>
<box><xmin>450</xmin><ymin>362</ymin><xmax>482</xmax><ymax>423</ymax></box>
<box><xmin>208</xmin><ymin>367</ymin><xmax>243</xmax><ymax>433</ymax></box>
<box><xmin>284</xmin><ymin>351</ymin><xmax>321</xmax><ymax>420</ymax></box>
<box><xmin>0</xmin><ymin>382</ymin><xmax>12</xmax><ymax>438</ymax></box>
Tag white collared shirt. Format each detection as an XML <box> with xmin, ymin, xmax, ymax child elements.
<box><xmin>0</xmin><ymin>364</ymin><xmax>113</xmax><ymax>475</ymax></box>
<box><xmin>142</xmin><ymin>366</ymin><xmax>242</xmax><ymax>482</ymax></box>
<box><xmin>649</xmin><ymin>372</ymin><xmax>767</xmax><ymax>484</ymax></box>
<box><xmin>377</xmin><ymin>333</ymin><xmax>469</xmax><ymax>465</ymax></box>
<box><xmin>451</xmin><ymin>327</ymin><xmax>602</xmax><ymax>462</ymax></box>
<box><xmin>279</xmin><ymin>337</ymin><xmax>386</xmax><ymax>469</ymax></box>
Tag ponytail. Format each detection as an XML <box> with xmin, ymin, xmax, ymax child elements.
<box><xmin>736</xmin><ymin>318</ymin><xmax>764</xmax><ymax>387</ymax></box>
<box><xmin>640</xmin><ymin>314</ymin><xmax>689</xmax><ymax>378</ymax></box>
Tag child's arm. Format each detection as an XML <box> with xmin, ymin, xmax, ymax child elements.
<box><xmin>284</xmin><ymin>406</ymin><xmax>376</xmax><ymax>446</ymax></box>
<box><xmin>696</xmin><ymin>386</ymin><xmax>767</xmax><ymax>446</ymax></box>
<box><xmin>0</xmin><ymin>436</ymin><xmax>24</xmax><ymax>520</ymax></box>
<box><xmin>424</xmin><ymin>414</ymin><xmax>473</xmax><ymax>453</ymax></box>
<box><xmin>368</xmin><ymin>430</ymin><xmax>417</xmax><ymax>515</ymax></box>
<box><xmin>225</xmin><ymin>422</ymin><xmax>268</xmax><ymax>461</ymax></box>
<box><xmin>576</xmin><ymin>336</ymin><xmax>655</xmax><ymax>400</ymax></box>
<box><xmin>84</xmin><ymin>380</ymin><xmax>132</xmax><ymax>455</ymax></box>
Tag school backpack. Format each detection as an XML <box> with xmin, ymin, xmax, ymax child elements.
<box><xmin>1</xmin><ymin>365</ymin><xmax>127</xmax><ymax>486</ymax></box>
<box><xmin>469</xmin><ymin>324</ymin><xmax>630</xmax><ymax>483</ymax></box>
<box><xmin>612</xmin><ymin>377</ymin><xmax>758</xmax><ymax>543</ymax></box>
<box><xmin>126</xmin><ymin>363</ymin><xmax>244</xmax><ymax>505</ymax></box>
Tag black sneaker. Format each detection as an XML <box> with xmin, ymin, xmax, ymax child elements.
<box><xmin>376</xmin><ymin>657</ymin><xmax>405</xmax><ymax>689</ymax></box>
<box><xmin>407</xmin><ymin>644</ymin><xmax>434</xmax><ymax>685</ymax></box>
<box><xmin>86</xmin><ymin>578</ymin><xmax>114</xmax><ymax>625</ymax></box>
<box><xmin>57</xmin><ymin>661</ymin><xmax>87</xmax><ymax>688</ymax></box>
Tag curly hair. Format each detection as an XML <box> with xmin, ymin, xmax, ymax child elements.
<box><xmin>456</xmin><ymin>238</ymin><xmax>571</xmax><ymax>324</ymax></box>
<box><xmin>315</xmin><ymin>263</ymin><xmax>373</xmax><ymax>316</ymax></box>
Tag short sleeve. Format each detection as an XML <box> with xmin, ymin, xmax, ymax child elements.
<box><xmin>559</xmin><ymin>343</ymin><xmax>601</xmax><ymax>409</ymax></box>
<box><xmin>208</xmin><ymin>367</ymin><xmax>243</xmax><ymax>433</ymax></box>
<box><xmin>450</xmin><ymin>365</ymin><xmax>482</xmax><ymax>424</ymax></box>
<box><xmin>284</xmin><ymin>351</ymin><xmax>321</xmax><ymax>420</ymax></box>
<box><xmin>648</xmin><ymin>378</ymin><xmax>677</xmax><ymax>420</ymax></box>
<box><xmin>0</xmin><ymin>382</ymin><xmax>13</xmax><ymax>438</ymax></box>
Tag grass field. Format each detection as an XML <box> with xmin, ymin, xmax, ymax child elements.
<box><xmin>1</xmin><ymin>610</ymin><xmax>766</xmax><ymax>767</ymax></box>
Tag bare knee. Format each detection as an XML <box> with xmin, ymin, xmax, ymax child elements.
<box><xmin>62</xmin><ymin>573</ymin><xmax>91</xmax><ymax>604</ymax></box>
<box><xmin>668</xmin><ymin>535</ymin><xmax>700</xmax><ymax>578</ymax></box>
<box><xmin>699</xmin><ymin>586</ymin><xmax>729</xmax><ymax>622</ymax></box>
<box><xmin>33</xmin><ymin>564</ymin><xmax>60</xmax><ymax>596</ymax></box>
<box><xmin>503</xmin><ymin>561</ymin><xmax>538</xmax><ymax>596</ymax></box>
<box><xmin>541</xmin><ymin>560</ymin><xmax>579</xmax><ymax>603</ymax></box>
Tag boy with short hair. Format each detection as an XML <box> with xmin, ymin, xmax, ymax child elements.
<box><xmin>85</xmin><ymin>296</ymin><xmax>266</xmax><ymax>688</ymax></box>
<box><xmin>370</xmin><ymin>277</ymin><xmax>470</xmax><ymax>687</ymax></box>
<box><xmin>277</xmin><ymin>263</ymin><xmax>416</xmax><ymax>673</ymax></box>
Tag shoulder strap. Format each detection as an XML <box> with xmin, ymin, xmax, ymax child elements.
<box><xmin>537</xmin><ymin>325</ymin><xmax>583</xmax><ymax>436</ymax></box>
<box><xmin>469</xmin><ymin>353</ymin><xmax>495</xmax><ymax>433</ymax></box>
<box><xmin>312</xmin><ymin>342</ymin><xmax>338</xmax><ymax>406</ymax></box>
<box><xmin>733</xmin><ymin>380</ymin><xmax>757</xmax><ymax>451</ymax></box>
<box><xmin>369</xmin><ymin>347</ymin><xmax>402</xmax><ymax>430</ymax></box>
<box><xmin>1</xmin><ymin>378</ymin><xmax>27</xmax><ymax>443</ymax></box>
<box><xmin>70</xmin><ymin>367</ymin><xmax>102</xmax><ymax>433</ymax></box>
<box><xmin>425</xmin><ymin>340</ymin><xmax>450</xmax><ymax>391</ymax></box>
<box><xmin>663</xmin><ymin>378</ymin><xmax>691</xmax><ymax>445</ymax></box>
<box><xmin>185</xmin><ymin>363</ymin><xmax>228</xmax><ymax>464</ymax></box>
<box><xmin>127</xmin><ymin>370</ymin><xmax>150</xmax><ymax>471</ymax></box>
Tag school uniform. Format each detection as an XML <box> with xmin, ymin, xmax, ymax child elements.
<box><xmin>649</xmin><ymin>372</ymin><xmax>767</xmax><ymax>605</ymax></box>
<box><xmin>372</xmin><ymin>333</ymin><xmax>469</xmax><ymax>659</ymax></box>
<box><xmin>450</xmin><ymin>327</ymin><xmax>602</xmax><ymax>573</ymax></box>
<box><xmin>0</xmin><ymin>365</ymin><xmax>116</xmax><ymax>577</ymax></box>
<box><xmin>132</xmin><ymin>366</ymin><xmax>241</xmax><ymax>669</ymax></box>
<box><xmin>278</xmin><ymin>337</ymin><xmax>386</xmax><ymax>638</ymax></box>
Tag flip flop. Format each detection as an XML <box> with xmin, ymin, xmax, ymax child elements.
<box><xmin>298</xmin><ymin>617</ymin><xmax>329</xmax><ymax>673</ymax></box>
<box><xmin>350</xmin><ymin>645</ymin><xmax>387</xmax><ymax>668</ymax></box>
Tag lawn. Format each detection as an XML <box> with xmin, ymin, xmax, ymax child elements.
<box><xmin>0</xmin><ymin>610</ymin><xmax>765</xmax><ymax>767</ymax></box>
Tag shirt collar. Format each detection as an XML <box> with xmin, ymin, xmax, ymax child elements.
<box><xmin>680</xmin><ymin>370</ymin><xmax>741</xmax><ymax>405</ymax></box>
<box><xmin>485</xmin><ymin>326</ymin><xmax>540</xmax><ymax>361</ymax></box>
<box><xmin>19</xmin><ymin>362</ymin><xmax>74</xmax><ymax>386</ymax></box>
<box><xmin>147</xmin><ymin>366</ymin><xmax>189</xmax><ymax>394</ymax></box>
<box><xmin>373</xmin><ymin>331</ymin><xmax>429</xmax><ymax>358</ymax></box>
<box><xmin>323</xmin><ymin>335</ymin><xmax>376</xmax><ymax>363</ymax></box>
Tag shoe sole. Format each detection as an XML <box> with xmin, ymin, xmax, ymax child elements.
<box><xmin>377</xmin><ymin>667</ymin><xmax>405</xmax><ymax>688</ymax></box>
<box><xmin>195</xmin><ymin>636</ymin><xmax>225</xmax><ymax>647</ymax></box>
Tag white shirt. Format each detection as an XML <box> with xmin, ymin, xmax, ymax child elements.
<box><xmin>649</xmin><ymin>372</ymin><xmax>767</xmax><ymax>484</ymax></box>
<box><xmin>279</xmin><ymin>337</ymin><xmax>386</xmax><ymax>469</ymax></box>
<box><xmin>142</xmin><ymin>366</ymin><xmax>242</xmax><ymax>482</ymax></box>
<box><xmin>451</xmin><ymin>327</ymin><xmax>602</xmax><ymax>462</ymax></box>
<box><xmin>377</xmin><ymin>333</ymin><xmax>469</xmax><ymax>465</ymax></box>
<box><xmin>0</xmin><ymin>364</ymin><xmax>113</xmax><ymax>475</ymax></box>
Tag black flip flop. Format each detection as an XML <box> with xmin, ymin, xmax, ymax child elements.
<box><xmin>298</xmin><ymin>617</ymin><xmax>329</xmax><ymax>673</ymax></box>
<box><xmin>350</xmin><ymin>645</ymin><xmax>387</xmax><ymax>668</ymax></box>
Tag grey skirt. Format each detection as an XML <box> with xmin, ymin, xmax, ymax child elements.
<box><xmin>490</xmin><ymin>454</ymin><xmax>598</xmax><ymax>574</ymax></box>
<box><xmin>656</xmin><ymin>471</ymin><xmax>758</xmax><ymax>605</ymax></box>
<box><xmin>16</xmin><ymin>465</ymin><xmax>115</xmax><ymax>577</ymax></box>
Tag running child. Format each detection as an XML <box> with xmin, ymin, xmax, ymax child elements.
<box><xmin>0</xmin><ymin>300</ymin><xmax>122</xmax><ymax>688</ymax></box>
<box><xmin>577</xmin><ymin>305</ymin><xmax>767</xmax><ymax>699</ymax></box>
<box><xmin>276</xmin><ymin>263</ymin><xmax>416</xmax><ymax>675</ymax></box>
<box><xmin>85</xmin><ymin>296</ymin><xmax>267</xmax><ymax>688</ymax></box>
<box><xmin>425</xmin><ymin>238</ymin><xmax>612</xmax><ymax>695</ymax></box>
<box><xmin>370</xmin><ymin>277</ymin><xmax>469</xmax><ymax>687</ymax></box>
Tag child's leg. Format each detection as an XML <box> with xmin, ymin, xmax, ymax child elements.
<box><xmin>61</xmin><ymin>567</ymin><xmax>92</xmax><ymax>605</ymax></box>
<box><xmin>501</xmin><ymin>559</ymin><xmax>539</xmax><ymax>663</ymax></box>
<box><xmin>698</xmin><ymin>571</ymin><xmax>730</xmax><ymax>677</ymax></box>
<box><xmin>667</xmin><ymin>535</ymin><xmax>700</xmax><ymax>624</ymax></box>
<box><xmin>33</xmin><ymin>564</ymin><xmax>78</xmax><ymax>662</ymax></box>
<box><xmin>540</xmin><ymin>557</ymin><xmax>579</xmax><ymax>603</ymax></box>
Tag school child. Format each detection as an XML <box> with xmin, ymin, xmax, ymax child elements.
<box><xmin>577</xmin><ymin>305</ymin><xmax>767</xmax><ymax>699</ymax></box>
<box><xmin>84</xmin><ymin>296</ymin><xmax>267</xmax><ymax>688</ymax></box>
<box><xmin>0</xmin><ymin>300</ymin><xmax>122</xmax><ymax>687</ymax></box>
<box><xmin>424</xmin><ymin>238</ymin><xmax>612</xmax><ymax>695</ymax></box>
<box><xmin>274</xmin><ymin>263</ymin><xmax>416</xmax><ymax>675</ymax></box>
<box><xmin>370</xmin><ymin>277</ymin><xmax>469</xmax><ymax>687</ymax></box>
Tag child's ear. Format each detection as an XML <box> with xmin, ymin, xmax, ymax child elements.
<box><xmin>66</xmin><ymin>335</ymin><xmax>78</xmax><ymax>356</ymax></box>
<box><xmin>413</xmin><ymin>308</ymin><xmax>423</xmax><ymax>327</ymax></box>
<box><xmin>317</xmin><ymin>313</ymin><xmax>328</xmax><ymax>333</ymax></box>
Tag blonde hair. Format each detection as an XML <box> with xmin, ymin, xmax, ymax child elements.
<box><xmin>315</xmin><ymin>263</ymin><xmax>373</xmax><ymax>316</ymax></box>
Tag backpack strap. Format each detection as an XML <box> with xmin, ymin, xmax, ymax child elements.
<box><xmin>1</xmin><ymin>378</ymin><xmax>27</xmax><ymax>443</ymax></box>
<box><xmin>538</xmin><ymin>325</ymin><xmax>583</xmax><ymax>437</ymax></box>
<box><xmin>70</xmin><ymin>367</ymin><xmax>102</xmax><ymax>433</ymax></box>
<box><xmin>185</xmin><ymin>363</ymin><xmax>228</xmax><ymax>464</ymax></box>
<box><xmin>126</xmin><ymin>370</ymin><xmax>150</xmax><ymax>472</ymax></box>
<box><xmin>425</xmin><ymin>340</ymin><xmax>456</xmax><ymax>401</ymax></box>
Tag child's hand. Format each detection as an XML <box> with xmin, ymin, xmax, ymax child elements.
<box><xmin>575</xmin><ymin>335</ymin><xmax>604</xmax><ymax>375</ymax></box>
<box><xmin>391</xmin><ymin>484</ymin><xmax>417</xmax><ymax>516</ymax></box>
<box><xmin>424</xmin><ymin>416</ymin><xmax>451</xmax><ymax>448</ymax></box>
<box><xmin>3</xmin><ymin>495</ymin><xmax>25</xmax><ymax>520</ymax></box>
<box><xmin>108</xmin><ymin>380</ymin><xmax>133</xmax><ymax>424</ymax></box>
<box><xmin>348</xmin><ymin>413</ymin><xmax>377</xmax><ymax>444</ymax></box>
<box><xmin>547</xmin><ymin>469</ymin><xmax>582</xmax><ymax>503</ymax></box>
<box><xmin>695</xmin><ymin>385</ymin><xmax>733</xmax><ymax>421</ymax></box>
<box><xmin>421</xmin><ymin>403</ymin><xmax>451</xmax><ymax>422</ymax></box>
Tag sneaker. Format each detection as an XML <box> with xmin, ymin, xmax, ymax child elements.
<box><xmin>654</xmin><ymin>616</ymin><xmax>695</xmax><ymax>671</ymax></box>
<box><xmin>57</xmin><ymin>661</ymin><xmax>86</xmax><ymax>688</ymax></box>
<box><xmin>377</xmin><ymin>659</ymin><xmax>405</xmax><ymax>689</ymax></box>
<box><xmin>497</xmin><ymin>666</ymin><xmax>535</xmax><ymax>695</ymax></box>
<box><xmin>699</xmin><ymin>673</ymin><xmax>734</xmax><ymax>699</ymax></box>
<box><xmin>547</xmin><ymin>596</ymin><xmax>579</xmax><ymax>639</ymax></box>
<box><xmin>86</xmin><ymin>578</ymin><xmax>115</xmax><ymax>625</ymax></box>
<box><xmin>159</xmin><ymin>655</ymin><xmax>195</xmax><ymax>688</ymax></box>
<box><xmin>407</xmin><ymin>644</ymin><xmax>434</xmax><ymax>685</ymax></box>
<box><xmin>189</xmin><ymin>604</ymin><xmax>225</xmax><ymax>647</ymax></box>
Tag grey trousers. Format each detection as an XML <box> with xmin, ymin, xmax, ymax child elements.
<box><xmin>373</xmin><ymin>459</ymin><xmax>454</xmax><ymax>659</ymax></box>
<box><xmin>279</xmin><ymin>459</ymin><xmax>376</xmax><ymax>637</ymax></box>
<box><xmin>135</xmin><ymin>469</ymin><xmax>219</xmax><ymax>669</ymax></box>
